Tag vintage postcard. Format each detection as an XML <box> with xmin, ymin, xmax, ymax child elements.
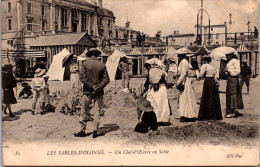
<box><xmin>1</xmin><ymin>0</ymin><xmax>259</xmax><ymax>166</ymax></box>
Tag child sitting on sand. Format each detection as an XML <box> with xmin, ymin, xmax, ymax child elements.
<box><xmin>19</xmin><ymin>83</ymin><xmax>33</xmax><ymax>99</ymax></box>
<box><xmin>134</xmin><ymin>98</ymin><xmax>158</xmax><ymax>133</ymax></box>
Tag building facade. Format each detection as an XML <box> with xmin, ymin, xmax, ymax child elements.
<box><xmin>1</xmin><ymin>0</ymin><xmax>115</xmax><ymax>49</ymax></box>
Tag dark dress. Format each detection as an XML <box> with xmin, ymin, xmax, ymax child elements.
<box><xmin>134</xmin><ymin>111</ymin><xmax>158</xmax><ymax>133</ymax></box>
<box><xmin>198</xmin><ymin>64</ymin><xmax>222</xmax><ymax>121</ymax></box>
<box><xmin>2</xmin><ymin>71</ymin><xmax>17</xmax><ymax>104</ymax></box>
<box><xmin>198</xmin><ymin>77</ymin><xmax>222</xmax><ymax>120</ymax></box>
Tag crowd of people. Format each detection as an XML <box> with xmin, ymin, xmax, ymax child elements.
<box><xmin>2</xmin><ymin>48</ymin><xmax>252</xmax><ymax>137</ymax></box>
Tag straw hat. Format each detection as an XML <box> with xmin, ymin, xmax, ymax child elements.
<box><xmin>85</xmin><ymin>48</ymin><xmax>101</xmax><ymax>57</ymax></box>
<box><xmin>34</xmin><ymin>68</ymin><xmax>46</xmax><ymax>77</ymax></box>
<box><xmin>137</xmin><ymin>99</ymin><xmax>154</xmax><ymax>112</ymax></box>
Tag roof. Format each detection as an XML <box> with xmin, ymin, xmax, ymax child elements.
<box><xmin>97</xmin><ymin>7</ymin><xmax>115</xmax><ymax>18</ymax></box>
<box><xmin>176</xmin><ymin>47</ymin><xmax>193</xmax><ymax>54</ymax></box>
<box><xmin>194</xmin><ymin>24</ymin><xmax>226</xmax><ymax>28</ymax></box>
<box><xmin>236</xmin><ymin>43</ymin><xmax>250</xmax><ymax>53</ymax></box>
<box><xmin>144</xmin><ymin>46</ymin><xmax>160</xmax><ymax>55</ymax></box>
<box><xmin>128</xmin><ymin>47</ymin><xmax>142</xmax><ymax>55</ymax></box>
<box><xmin>193</xmin><ymin>44</ymin><xmax>210</xmax><ymax>56</ymax></box>
<box><xmin>53</xmin><ymin>0</ymin><xmax>97</xmax><ymax>8</ymax></box>
<box><xmin>30</xmin><ymin>33</ymin><xmax>96</xmax><ymax>47</ymax></box>
<box><xmin>162</xmin><ymin>46</ymin><xmax>177</xmax><ymax>55</ymax></box>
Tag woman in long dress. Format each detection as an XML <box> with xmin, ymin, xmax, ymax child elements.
<box><xmin>176</xmin><ymin>55</ymin><xmax>198</xmax><ymax>122</ymax></box>
<box><xmin>197</xmin><ymin>55</ymin><xmax>222</xmax><ymax>121</ymax></box>
<box><xmin>144</xmin><ymin>58</ymin><xmax>171</xmax><ymax>123</ymax></box>
<box><xmin>225</xmin><ymin>53</ymin><xmax>244</xmax><ymax>118</ymax></box>
<box><xmin>69</xmin><ymin>58</ymin><xmax>82</xmax><ymax>91</ymax></box>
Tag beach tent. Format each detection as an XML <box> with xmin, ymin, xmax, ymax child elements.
<box><xmin>192</xmin><ymin>44</ymin><xmax>211</xmax><ymax>66</ymax></box>
<box><xmin>106</xmin><ymin>49</ymin><xmax>134</xmax><ymax>81</ymax></box>
<box><xmin>210</xmin><ymin>46</ymin><xmax>239</xmax><ymax>79</ymax></box>
<box><xmin>46</xmin><ymin>48</ymin><xmax>71</xmax><ymax>81</ymax></box>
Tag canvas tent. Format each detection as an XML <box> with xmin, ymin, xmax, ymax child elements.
<box><xmin>210</xmin><ymin>46</ymin><xmax>239</xmax><ymax>79</ymax></box>
<box><xmin>106</xmin><ymin>49</ymin><xmax>135</xmax><ymax>81</ymax></box>
<box><xmin>46</xmin><ymin>48</ymin><xmax>71</xmax><ymax>81</ymax></box>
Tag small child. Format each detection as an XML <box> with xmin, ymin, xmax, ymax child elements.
<box><xmin>134</xmin><ymin>99</ymin><xmax>158</xmax><ymax>133</ymax></box>
<box><xmin>19</xmin><ymin>83</ymin><xmax>33</xmax><ymax>99</ymax></box>
<box><xmin>31</xmin><ymin>68</ymin><xmax>46</xmax><ymax>115</ymax></box>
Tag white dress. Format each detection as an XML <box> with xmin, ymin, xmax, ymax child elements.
<box><xmin>146</xmin><ymin>67</ymin><xmax>170</xmax><ymax>122</ymax></box>
<box><xmin>177</xmin><ymin>59</ymin><xmax>198</xmax><ymax>118</ymax></box>
<box><xmin>69</xmin><ymin>63</ymin><xmax>83</xmax><ymax>91</ymax></box>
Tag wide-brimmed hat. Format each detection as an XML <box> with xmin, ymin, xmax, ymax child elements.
<box><xmin>34</xmin><ymin>68</ymin><xmax>46</xmax><ymax>77</ymax></box>
<box><xmin>22</xmin><ymin>82</ymin><xmax>29</xmax><ymax>87</ymax></box>
<box><xmin>242</xmin><ymin>59</ymin><xmax>248</xmax><ymax>63</ymax></box>
<box><xmin>137</xmin><ymin>99</ymin><xmax>153</xmax><ymax>112</ymax></box>
<box><xmin>85</xmin><ymin>48</ymin><xmax>101</xmax><ymax>57</ymax></box>
<box><xmin>145</xmin><ymin>58</ymin><xmax>164</xmax><ymax>69</ymax></box>
<box><xmin>167</xmin><ymin>56</ymin><xmax>176</xmax><ymax>62</ymax></box>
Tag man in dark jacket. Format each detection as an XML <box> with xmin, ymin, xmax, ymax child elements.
<box><xmin>240</xmin><ymin>59</ymin><xmax>252</xmax><ymax>95</ymax></box>
<box><xmin>74</xmin><ymin>48</ymin><xmax>110</xmax><ymax>138</ymax></box>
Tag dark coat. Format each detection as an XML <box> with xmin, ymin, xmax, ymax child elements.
<box><xmin>79</xmin><ymin>57</ymin><xmax>110</xmax><ymax>96</ymax></box>
<box><xmin>2</xmin><ymin>71</ymin><xmax>17</xmax><ymax>104</ymax></box>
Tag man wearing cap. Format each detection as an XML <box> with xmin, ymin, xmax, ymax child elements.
<box><xmin>240</xmin><ymin>59</ymin><xmax>252</xmax><ymax>95</ymax></box>
<box><xmin>31</xmin><ymin>68</ymin><xmax>46</xmax><ymax>115</ymax></box>
<box><xmin>118</xmin><ymin>57</ymin><xmax>133</xmax><ymax>89</ymax></box>
<box><xmin>75</xmin><ymin>48</ymin><xmax>110</xmax><ymax>138</ymax></box>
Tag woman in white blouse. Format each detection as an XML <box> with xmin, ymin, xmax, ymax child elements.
<box><xmin>69</xmin><ymin>57</ymin><xmax>83</xmax><ymax>91</ymax></box>
<box><xmin>176</xmin><ymin>54</ymin><xmax>198</xmax><ymax>122</ymax></box>
<box><xmin>224</xmin><ymin>53</ymin><xmax>244</xmax><ymax>118</ymax></box>
<box><xmin>197</xmin><ymin>55</ymin><xmax>222</xmax><ymax>121</ymax></box>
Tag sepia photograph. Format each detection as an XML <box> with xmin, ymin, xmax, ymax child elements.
<box><xmin>1</xmin><ymin>0</ymin><xmax>259</xmax><ymax>166</ymax></box>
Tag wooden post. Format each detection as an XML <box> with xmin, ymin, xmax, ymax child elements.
<box><xmin>137</xmin><ymin>55</ymin><xmax>140</xmax><ymax>76</ymax></box>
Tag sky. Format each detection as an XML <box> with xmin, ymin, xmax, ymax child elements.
<box><xmin>90</xmin><ymin>0</ymin><xmax>259</xmax><ymax>37</ymax></box>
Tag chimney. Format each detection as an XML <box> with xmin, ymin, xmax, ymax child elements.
<box><xmin>98</xmin><ymin>0</ymin><xmax>102</xmax><ymax>7</ymax></box>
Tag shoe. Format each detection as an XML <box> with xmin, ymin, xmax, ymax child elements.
<box><xmin>179</xmin><ymin>117</ymin><xmax>188</xmax><ymax>122</ymax></box>
<box><xmin>74</xmin><ymin>131</ymin><xmax>86</xmax><ymax>137</ymax></box>
<box><xmin>3</xmin><ymin>111</ymin><xmax>8</xmax><ymax>115</ymax></box>
<box><xmin>235</xmin><ymin>111</ymin><xmax>243</xmax><ymax>117</ymax></box>
<box><xmin>31</xmin><ymin>111</ymin><xmax>35</xmax><ymax>115</ymax></box>
<box><xmin>93</xmin><ymin>130</ymin><xmax>98</xmax><ymax>138</ymax></box>
<box><xmin>225</xmin><ymin>114</ymin><xmax>232</xmax><ymax>118</ymax></box>
<box><xmin>9</xmin><ymin>113</ymin><xmax>15</xmax><ymax>117</ymax></box>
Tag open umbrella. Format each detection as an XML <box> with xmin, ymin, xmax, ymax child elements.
<box><xmin>210</xmin><ymin>46</ymin><xmax>239</xmax><ymax>61</ymax></box>
<box><xmin>145</xmin><ymin>58</ymin><xmax>165</xmax><ymax>68</ymax></box>
<box><xmin>62</xmin><ymin>53</ymin><xmax>74</xmax><ymax>67</ymax></box>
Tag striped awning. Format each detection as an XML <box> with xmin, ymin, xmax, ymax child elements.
<box><xmin>236</xmin><ymin>44</ymin><xmax>250</xmax><ymax>53</ymax></box>
<box><xmin>162</xmin><ymin>46</ymin><xmax>177</xmax><ymax>55</ymax></box>
<box><xmin>1</xmin><ymin>50</ymin><xmax>46</xmax><ymax>59</ymax></box>
<box><xmin>128</xmin><ymin>47</ymin><xmax>142</xmax><ymax>55</ymax></box>
<box><xmin>144</xmin><ymin>46</ymin><xmax>160</xmax><ymax>55</ymax></box>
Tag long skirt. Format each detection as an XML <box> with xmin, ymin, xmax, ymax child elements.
<box><xmin>226</xmin><ymin>77</ymin><xmax>244</xmax><ymax>114</ymax></box>
<box><xmin>146</xmin><ymin>84</ymin><xmax>170</xmax><ymax>123</ymax></box>
<box><xmin>3</xmin><ymin>88</ymin><xmax>17</xmax><ymax>104</ymax></box>
<box><xmin>198</xmin><ymin>77</ymin><xmax>222</xmax><ymax>120</ymax></box>
<box><xmin>167</xmin><ymin>72</ymin><xmax>176</xmax><ymax>86</ymax></box>
<box><xmin>70</xmin><ymin>73</ymin><xmax>83</xmax><ymax>91</ymax></box>
<box><xmin>178</xmin><ymin>78</ymin><xmax>198</xmax><ymax>118</ymax></box>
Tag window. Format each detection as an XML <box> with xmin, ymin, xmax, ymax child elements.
<box><xmin>27</xmin><ymin>3</ymin><xmax>32</xmax><ymax>13</ymax></box>
<box><xmin>216</xmin><ymin>33</ymin><xmax>219</xmax><ymax>40</ymax></box>
<box><xmin>8</xmin><ymin>2</ymin><xmax>11</xmax><ymax>12</ymax></box>
<box><xmin>108</xmin><ymin>20</ymin><xmax>111</xmax><ymax>28</ymax></box>
<box><xmin>42</xmin><ymin>20</ymin><xmax>47</xmax><ymax>31</ymax></box>
<box><xmin>61</xmin><ymin>8</ymin><xmax>68</xmax><ymax>27</ymax></box>
<box><xmin>82</xmin><ymin>12</ymin><xmax>88</xmax><ymax>30</ymax></box>
<box><xmin>99</xmin><ymin>18</ymin><xmax>102</xmax><ymax>25</ymax></box>
<box><xmin>108</xmin><ymin>30</ymin><xmax>112</xmax><ymax>38</ymax></box>
<box><xmin>42</xmin><ymin>6</ymin><xmax>45</xmax><ymax>16</ymax></box>
<box><xmin>8</xmin><ymin>19</ymin><xmax>12</xmax><ymax>30</ymax></box>
<box><xmin>7</xmin><ymin>40</ymin><xmax>13</xmax><ymax>46</ymax></box>
<box><xmin>27</xmin><ymin>18</ymin><xmax>33</xmax><ymax>31</ymax></box>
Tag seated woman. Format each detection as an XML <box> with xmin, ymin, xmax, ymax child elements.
<box><xmin>197</xmin><ymin>55</ymin><xmax>222</xmax><ymax>121</ymax></box>
<box><xmin>143</xmin><ymin>58</ymin><xmax>171</xmax><ymax>124</ymax></box>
